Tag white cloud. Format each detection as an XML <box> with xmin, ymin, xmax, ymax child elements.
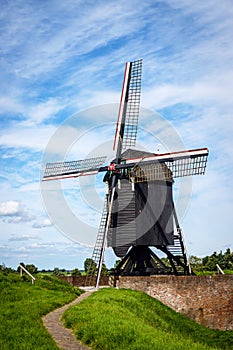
<box><xmin>17</xmin><ymin>182</ymin><xmax>40</xmax><ymax>192</ymax></box>
<box><xmin>0</xmin><ymin>201</ymin><xmax>21</xmax><ymax>216</ymax></box>
<box><xmin>33</xmin><ymin>218</ymin><xmax>53</xmax><ymax>229</ymax></box>
<box><xmin>0</xmin><ymin>201</ymin><xmax>34</xmax><ymax>223</ymax></box>
<box><xmin>142</xmin><ymin>74</ymin><xmax>233</xmax><ymax>111</ymax></box>
<box><xmin>0</xmin><ymin>96</ymin><xmax>23</xmax><ymax>115</ymax></box>
<box><xmin>23</xmin><ymin>98</ymin><xmax>67</xmax><ymax>126</ymax></box>
<box><xmin>8</xmin><ymin>234</ymin><xmax>39</xmax><ymax>242</ymax></box>
<box><xmin>0</xmin><ymin>239</ymin><xmax>98</xmax><ymax>270</ymax></box>
<box><xmin>0</xmin><ymin>1</ymin><xmax>151</xmax><ymax>80</ymax></box>
<box><xmin>0</xmin><ymin>124</ymin><xmax>56</xmax><ymax>151</ymax></box>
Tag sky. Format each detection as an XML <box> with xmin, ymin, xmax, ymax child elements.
<box><xmin>0</xmin><ymin>0</ymin><xmax>232</xmax><ymax>270</ymax></box>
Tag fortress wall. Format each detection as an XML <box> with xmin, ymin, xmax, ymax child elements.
<box><xmin>115</xmin><ymin>275</ymin><xmax>233</xmax><ymax>330</ymax></box>
<box><xmin>59</xmin><ymin>275</ymin><xmax>109</xmax><ymax>287</ymax></box>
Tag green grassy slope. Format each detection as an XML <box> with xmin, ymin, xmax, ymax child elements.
<box><xmin>63</xmin><ymin>288</ymin><xmax>233</xmax><ymax>350</ymax></box>
<box><xmin>0</xmin><ymin>272</ymin><xmax>83</xmax><ymax>350</ymax></box>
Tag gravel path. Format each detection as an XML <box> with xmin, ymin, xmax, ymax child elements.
<box><xmin>42</xmin><ymin>291</ymin><xmax>93</xmax><ymax>350</ymax></box>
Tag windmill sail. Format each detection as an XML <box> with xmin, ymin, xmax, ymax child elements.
<box><xmin>113</xmin><ymin>59</ymin><xmax>142</xmax><ymax>157</ymax></box>
<box><xmin>43</xmin><ymin>148</ymin><xmax>208</xmax><ymax>181</ymax></box>
<box><xmin>43</xmin><ymin>156</ymin><xmax>107</xmax><ymax>181</ymax></box>
<box><xmin>125</xmin><ymin>148</ymin><xmax>209</xmax><ymax>182</ymax></box>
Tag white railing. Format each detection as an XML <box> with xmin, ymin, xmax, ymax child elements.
<box><xmin>216</xmin><ymin>264</ymin><xmax>225</xmax><ymax>274</ymax></box>
<box><xmin>19</xmin><ymin>264</ymin><xmax>36</xmax><ymax>284</ymax></box>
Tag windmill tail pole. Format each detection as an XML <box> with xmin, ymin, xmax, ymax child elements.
<box><xmin>96</xmin><ymin>187</ymin><xmax>116</xmax><ymax>289</ymax></box>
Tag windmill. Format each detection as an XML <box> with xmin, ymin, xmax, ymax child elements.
<box><xmin>43</xmin><ymin>59</ymin><xmax>208</xmax><ymax>287</ymax></box>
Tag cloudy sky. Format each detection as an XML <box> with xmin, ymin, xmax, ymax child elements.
<box><xmin>0</xmin><ymin>0</ymin><xmax>232</xmax><ymax>270</ymax></box>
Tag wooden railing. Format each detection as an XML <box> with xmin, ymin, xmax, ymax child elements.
<box><xmin>216</xmin><ymin>264</ymin><xmax>225</xmax><ymax>274</ymax></box>
<box><xmin>19</xmin><ymin>264</ymin><xmax>36</xmax><ymax>284</ymax></box>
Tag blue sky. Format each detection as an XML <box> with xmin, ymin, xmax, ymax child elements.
<box><xmin>0</xmin><ymin>0</ymin><xmax>232</xmax><ymax>270</ymax></box>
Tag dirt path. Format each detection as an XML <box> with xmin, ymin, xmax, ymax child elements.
<box><xmin>42</xmin><ymin>291</ymin><xmax>93</xmax><ymax>350</ymax></box>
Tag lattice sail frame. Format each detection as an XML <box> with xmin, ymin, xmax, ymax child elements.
<box><xmin>129</xmin><ymin>163</ymin><xmax>173</xmax><ymax>183</ymax></box>
<box><xmin>123</xmin><ymin>59</ymin><xmax>142</xmax><ymax>149</ymax></box>
<box><xmin>113</xmin><ymin>59</ymin><xmax>142</xmax><ymax>152</ymax></box>
<box><xmin>128</xmin><ymin>149</ymin><xmax>208</xmax><ymax>183</ymax></box>
<box><xmin>43</xmin><ymin>156</ymin><xmax>107</xmax><ymax>180</ymax></box>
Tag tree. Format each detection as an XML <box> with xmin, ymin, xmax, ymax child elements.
<box><xmin>71</xmin><ymin>268</ymin><xmax>82</xmax><ymax>276</ymax></box>
<box><xmin>17</xmin><ymin>262</ymin><xmax>38</xmax><ymax>275</ymax></box>
<box><xmin>189</xmin><ymin>255</ymin><xmax>203</xmax><ymax>271</ymax></box>
<box><xmin>84</xmin><ymin>258</ymin><xmax>97</xmax><ymax>274</ymax></box>
<box><xmin>17</xmin><ymin>262</ymin><xmax>26</xmax><ymax>273</ymax></box>
<box><xmin>0</xmin><ymin>263</ymin><xmax>15</xmax><ymax>274</ymax></box>
<box><xmin>203</xmin><ymin>252</ymin><xmax>219</xmax><ymax>271</ymax></box>
<box><xmin>101</xmin><ymin>263</ymin><xmax>109</xmax><ymax>276</ymax></box>
<box><xmin>53</xmin><ymin>267</ymin><xmax>64</xmax><ymax>276</ymax></box>
<box><xmin>113</xmin><ymin>260</ymin><xmax>121</xmax><ymax>269</ymax></box>
<box><xmin>0</xmin><ymin>263</ymin><xmax>7</xmax><ymax>272</ymax></box>
<box><xmin>160</xmin><ymin>257</ymin><xmax>171</xmax><ymax>267</ymax></box>
<box><xmin>202</xmin><ymin>249</ymin><xmax>233</xmax><ymax>272</ymax></box>
<box><xmin>223</xmin><ymin>248</ymin><xmax>233</xmax><ymax>270</ymax></box>
<box><xmin>25</xmin><ymin>264</ymin><xmax>38</xmax><ymax>274</ymax></box>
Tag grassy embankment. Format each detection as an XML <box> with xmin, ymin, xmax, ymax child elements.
<box><xmin>63</xmin><ymin>288</ymin><xmax>233</xmax><ymax>350</ymax></box>
<box><xmin>0</xmin><ymin>272</ymin><xmax>83</xmax><ymax>350</ymax></box>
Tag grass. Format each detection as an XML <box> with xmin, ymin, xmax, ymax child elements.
<box><xmin>195</xmin><ymin>270</ymin><xmax>233</xmax><ymax>276</ymax></box>
<box><xmin>223</xmin><ymin>270</ymin><xmax>233</xmax><ymax>275</ymax></box>
<box><xmin>63</xmin><ymin>288</ymin><xmax>233</xmax><ymax>350</ymax></box>
<box><xmin>0</xmin><ymin>272</ymin><xmax>83</xmax><ymax>350</ymax></box>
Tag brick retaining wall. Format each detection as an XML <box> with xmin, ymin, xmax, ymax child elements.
<box><xmin>60</xmin><ymin>275</ymin><xmax>109</xmax><ymax>287</ymax></box>
<box><xmin>116</xmin><ymin>275</ymin><xmax>233</xmax><ymax>330</ymax></box>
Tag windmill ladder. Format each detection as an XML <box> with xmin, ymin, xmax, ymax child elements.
<box><xmin>85</xmin><ymin>196</ymin><xmax>108</xmax><ymax>286</ymax></box>
<box><xmin>166</xmin><ymin>215</ymin><xmax>191</xmax><ymax>275</ymax></box>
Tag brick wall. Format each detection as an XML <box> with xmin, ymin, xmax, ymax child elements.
<box><xmin>60</xmin><ymin>275</ymin><xmax>109</xmax><ymax>287</ymax></box>
<box><xmin>116</xmin><ymin>275</ymin><xmax>233</xmax><ymax>330</ymax></box>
